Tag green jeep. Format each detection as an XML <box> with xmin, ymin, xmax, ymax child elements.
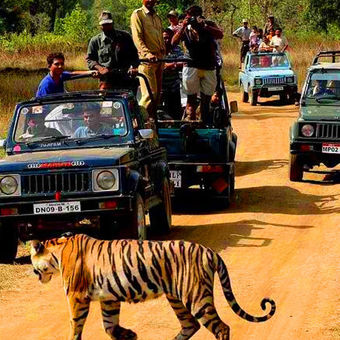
<box><xmin>289</xmin><ymin>51</ymin><xmax>340</xmax><ymax>181</ymax></box>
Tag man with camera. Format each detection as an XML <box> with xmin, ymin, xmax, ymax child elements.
<box><xmin>172</xmin><ymin>5</ymin><xmax>223</xmax><ymax>125</ymax></box>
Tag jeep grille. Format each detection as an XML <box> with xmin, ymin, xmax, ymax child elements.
<box><xmin>21</xmin><ymin>171</ymin><xmax>91</xmax><ymax>195</ymax></box>
<box><xmin>316</xmin><ymin>123</ymin><xmax>340</xmax><ymax>139</ymax></box>
<box><xmin>263</xmin><ymin>77</ymin><xmax>285</xmax><ymax>85</ymax></box>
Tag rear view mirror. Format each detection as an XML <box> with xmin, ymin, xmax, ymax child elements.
<box><xmin>138</xmin><ymin>129</ymin><xmax>154</xmax><ymax>140</ymax></box>
<box><xmin>230</xmin><ymin>101</ymin><xmax>238</xmax><ymax>114</ymax></box>
<box><xmin>0</xmin><ymin>139</ymin><xmax>6</xmax><ymax>148</ymax></box>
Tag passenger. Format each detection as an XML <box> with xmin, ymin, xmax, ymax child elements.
<box><xmin>86</xmin><ymin>11</ymin><xmax>139</xmax><ymax>93</ymax></box>
<box><xmin>19</xmin><ymin>114</ymin><xmax>62</xmax><ymax>140</ymax></box>
<box><xmin>267</xmin><ymin>28</ymin><xmax>275</xmax><ymax>41</ymax></box>
<box><xmin>161</xmin><ymin>29</ymin><xmax>184</xmax><ymax>120</ymax></box>
<box><xmin>36</xmin><ymin>52</ymin><xmax>96</xmax><ymax>97</ymax></box>
<box><xmin>172</xmin><ymin>5</ymin><xmax>224</xmax><ymax>125</ymax></box>
<box><xmin>263</xmin><ymin>14</ymin><xmax>279</xmax><ymax>36</ymax></box>
<box><xmin>257</xmin><ymin>28</ymin><xmax>264</xmax><ymax>44</ymax></box>
<box><xmin>178</xmin><ymin>13</ymin><xmax>186</xmax><ymax>26</ymax></box>
<box><xmin>73</xmin><ymin>103</ymin><xmax>112</xmax><ymax>138</ymax></box>
<box><xmin>167</xmin><ymin>10</ymin><xmax>181</xmax><ymax>33</ymax></box>
<box><xmin>259</xmin><ymin>36</ymin><xmax>273</xmax><ymax>52</ymax></box>
<box><xmin>270</xmin><ymin>28</ymin><xmax>288</xmax><ymax>52</ymax></box>
<box><xmin>249</xmin><ymin>26</ymin><xmax>259</xmax><ymax>51</ymax></box>
<box><xmin>312</xmin><ymin>80</ymin><xmax>334</xmax><ymax>96</ymax></box>
<box><xmin>233</xmin><ymin>19</ymin><xmax>251</xmax><ymax>69</ymax></box>
<box><xmin>131</xmin><ymin>0</ymin><xmax>165</xmax><ymax>121</ymax></box>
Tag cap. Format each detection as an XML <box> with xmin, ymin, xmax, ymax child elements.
<box><xmin>99</xmin><ymin>11</ymin><xmax>113</xmax><ymax>25</ymax></box>
<box><xmin>268</xmin><ymin>14</ymin><xmax>274</xmax><ymax>18</ymax></box>
<box><xmin>242</xmin><ymin>19</ymin><xmax>248</xmax><ymax>23</ymax></box>
<box><xmin>84</xmin><ymin>102</ymin><xmax>101</xmax><ymax>112</ymax></box>
<box><xmin>167</xmin><ymin>10</ymin><xmax>178</xmax><ymax>18</ymax></box>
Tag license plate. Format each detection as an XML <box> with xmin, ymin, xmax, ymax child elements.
<box><xmin>322</xmin><ymin>143</ymin><xmax>340</xmax><ymax>154</ymax></box>
<box><xmin>170</xmin><ymin>170</ymin><xmax>182</xmax><ymax>188</ymax></box>
<box><xmin>268</xmin><ymin>86</ymin><xmax>284</xmax><ymax>91</ymax></box>
<box><xmin>33</xmin><ymin>201</ymin><xmax>81</xmax><ymax>215</ymax></box>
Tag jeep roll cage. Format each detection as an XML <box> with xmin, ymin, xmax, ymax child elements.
<box><xmin>312</xmin><ymin>51</ymin><xmax>340</xmax><ymax>65</ymax></box>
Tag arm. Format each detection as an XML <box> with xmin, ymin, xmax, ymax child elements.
<box><xmin>130</xmin><ymin>11</ymin><xmax>155</xmax><ymax>60</ymax></box>
<box><xmin>232</xmin><ymin>27</ymin><xmax>241</xmax><ymax>39</ymax></box>
<box><xmin>172</xmin><ymin>17</ymin><xmax>189</xmax><ymax>46</ymax></box>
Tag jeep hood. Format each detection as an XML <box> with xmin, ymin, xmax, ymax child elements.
<box><xmin>0</xmin><ymin>147</ymin><xmax>135</xmax><ymax>172</ymax></box>
<box><xmin>300</xmin><ymin>104</ymin><xmax>340</xmax><ymax>120</ymax></box>
<box><xmin>250</xmin><ymin>69</ymin><xmax>295</xmax><ymax>77</ymax></box>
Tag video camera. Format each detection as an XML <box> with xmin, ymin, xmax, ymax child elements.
<box><xmin>187</xmin><ymin>15</ymin><xmax>204</xmax><ymax>30</ymax></box>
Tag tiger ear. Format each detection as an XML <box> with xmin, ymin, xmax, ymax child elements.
<box><xmin>30</xmin><ymin>240</ymin><xmax>45</xmax><ymax>256</ymax></box>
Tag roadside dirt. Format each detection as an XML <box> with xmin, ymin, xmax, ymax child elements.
<box><xmin>0</xmin><ymin>93</ymin><xmax>339</xmax><ymax>340</ymax></box>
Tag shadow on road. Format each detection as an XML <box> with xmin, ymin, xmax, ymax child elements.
<box><xmin>231</xmin><ymin>185</ymin><xmax>340</xmax><ymax>215</ymax></box>
<box><xmin>156</xmin><ymin>219</ymin><xmax>312</xmax><ymax>252</ymax></box>
<box><xmin>303</xmin><ymin>169</ymin><xmax>340</xmax><ymax>185</ymax></box>
<box><xmin>236</xmin><ymin>159</ymin><xmax>288</xmax><ymax>177</ymax></box>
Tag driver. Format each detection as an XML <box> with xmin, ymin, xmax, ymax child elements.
<box><xmin>313</xmin><ymin>80</ymin><xmax>334</xmax><ymax>96</ymax></box>
<box><xmin>73</xmin><ymin>103</ymin><xmax>112</xmax><ymax>138</ymax></box>
<box><xmin>19</xmin><ymin>114</ymin><xmax>62</xmax><ymax>140</ymax></box>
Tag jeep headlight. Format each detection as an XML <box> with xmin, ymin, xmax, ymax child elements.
<box><xmin>301</xmin><ymin>124</ymin><xmax>314</xmax><ymax>137</ymax></box>
<box><xmin>0</xmin><ymin>175</ymin><xmax>19</xmax><ymax>195</ymax></box>
<box><xmin>286</xmin><ymin>76</ymin><xmax>294</xmax><ymax>83</ymax></box>
<box><xmin>92</xmin><ymin>169</ymin><xmax>119</xmax><ymax>192</ymax></box>
<box><xmin>255</xmin><ymin>78</ymin><xmax>263</xmax><ymax>85</ymax></box>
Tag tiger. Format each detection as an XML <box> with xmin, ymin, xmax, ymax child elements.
<box><xmin>30</xmin><ymin>234</ymin><xmax>276</xmax><ymax>340</ymax></box>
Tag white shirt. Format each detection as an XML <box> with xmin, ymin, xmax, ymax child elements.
<box><xmin>233</xmin><ymin>26</ymin><xmax>251</xmax><ymax>41</ymax></box>
<box><xmin>270</xmin><ymin>35</ymin><xmax>288</xmax><ymax>52</ymax></box>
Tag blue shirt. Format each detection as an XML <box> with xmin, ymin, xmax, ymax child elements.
<box><xmin>73</xmin><ymin>125</ymin><xmax>113</xmax><ymax>138</ymax></box>
<box><xmin>36</xmin><ymin>72</ymin><xmax>72</xmax><ymax>97</ymax></box>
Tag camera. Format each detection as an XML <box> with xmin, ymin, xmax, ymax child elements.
<box><xmin>187</xmin><ymin>16</ymin><xmax>204</xmax><ymax>30</ymax></box>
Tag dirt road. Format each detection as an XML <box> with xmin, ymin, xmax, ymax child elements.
<box><xmin>0</xmin><ymin>93</ymin><xmax>339</xmax><ymax>340</ymax></box>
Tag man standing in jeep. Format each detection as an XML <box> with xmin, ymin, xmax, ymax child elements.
<box><xmin>172</xmin><ymin>5</ymin><xmax>223</xmax><ymax>125</ymax></box>
<box><xmin>86</xmin><ymin>11</ymin><xmax>139</xmax><ymax>92</ymax></box>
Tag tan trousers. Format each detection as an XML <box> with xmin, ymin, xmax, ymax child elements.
<box><xmin>138</xmin><ymin>62</ymin><xmax>163</xmax><ymax>119</ymax></box>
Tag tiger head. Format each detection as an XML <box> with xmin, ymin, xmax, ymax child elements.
<box><xmin>30</xmin><ymin>240</ymin><xmax>60</xmax><ymax>284</ymax></box>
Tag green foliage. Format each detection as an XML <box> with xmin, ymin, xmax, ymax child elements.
<box><xmin>59</xmin><ymin>4</ymin><xmax>94</xmax><ymax>42</ymax></box>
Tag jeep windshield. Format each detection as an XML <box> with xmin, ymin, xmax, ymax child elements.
<box><xmin>14</xmin><ymin>100</ymin><xmax>128</xmax><ymax>144</ymax></box>
<box><xmin>249</xmin><ymin>53</ymin><xmax>290</xmax><ymax>69</ymax></box>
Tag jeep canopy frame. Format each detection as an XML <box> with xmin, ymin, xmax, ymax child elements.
<box><xmin>312</xmin><ymin>51</ymin><xmax>340</xmax><ymax>65</ymax></box>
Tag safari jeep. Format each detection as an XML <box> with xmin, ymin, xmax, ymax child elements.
<box><xmin>0</xmin><ymin>90</ymin><xmax>172</xmax><ymax>262</ymax></box>
<box><xmin>239</xmin><ymin>51</ymin><xmax>297</xmax><ymax>105</ymax></box>
<box><xmin>289</xmin><ymin>50</ymin><xmax>340</xmax><ymax>181</ymax></box>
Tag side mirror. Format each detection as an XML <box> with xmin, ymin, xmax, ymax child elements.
<box><xmin>138</xmin><ymin>129</ymin><xmax>154</xmax><ymax>140</ymax></box>
<box><xmin>230</xmin><ymin>101</ymin><xmax>238</xmax><ymax>114</ymax></box>
<box><xmin>0</xmin><ymin>139</ymin><xmax>6</xmax><ymax>148</ymax></box>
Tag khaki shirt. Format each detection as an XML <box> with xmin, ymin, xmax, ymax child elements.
<box><xmin>131</xmin><ymin>6</ymin><xmax>165</xmax><ymax>59</ymax></box>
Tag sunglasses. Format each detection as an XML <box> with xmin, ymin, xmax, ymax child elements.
<box><xmin>53</xmin><ymin>62</ymin><xmax>64</xmax><ymax>66</ymax></box>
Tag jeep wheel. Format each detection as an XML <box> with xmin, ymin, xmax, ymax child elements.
<box><xmin>0</xmin><ymin>222</ymin><xmax>18</xmax><ymax>263</ymax></box>
<box><xmin>280</xmin><ymin>93</ymin><xmax>287</xmax><ymax>104</ymax></box>
<box><xmin>250</xmin><ymin>90</ymin><xmax>258</xmax><ymax>106</ymax></box>
<box><xmin>129</xmin><ymin>193</ymin><xmax>147</xmax><ymax>240</ymax></box>
<box><xmin>149</xmin><ymin>178</ymin><xmax>172</xmax><ymax>235</ymax></box>
<box><xmin>242</xmin><ymin>87</ymin><xmax>249</xmax><ymax>103</ymax></box>
<box><xmin>289</xmin><ymin>154</ymin><xmax>303</xmax><ymax>182</ymax></box>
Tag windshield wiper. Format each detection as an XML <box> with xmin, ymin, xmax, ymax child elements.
<box><xmin>72</xmin><ymin>134</ymin><xmax>123</xmax><ymax>145</ymax></box>
<box><xmin>25</xmin><ymin>135</ymin><xmax>70</xmax><ymax>146</ymax></box>
<box><xmin>316</xmin><ymin>96</ymin><xmax>340</xmax><ymax>102</ymax></box>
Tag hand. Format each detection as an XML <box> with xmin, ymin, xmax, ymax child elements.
<box><xmin>98</xmin><ymin>66</ymin><xmax>110</xmax><ymax>75</ymax></box>
<box><xmin>182</xmin><ymin>17</ymin><xmax>190</xmax><ymax>27</ymax></box>
<box><xmin>164</xmin><ymin>62</ymin><xmax>175</xmax><ymax>70</ymax></box>
<box><xmin>128</xmin><ymin>67</ymin><xmax>138</xmax><ymax>77</ymax></box>
<box><xmin>148</xmin><ymin>55</ymin><xmax>158</xmax><ymax>62</ymax></box>
<box><xmin>91</xmin><ymin>70</ymin><xmax>99</xmax><ymax>78</ymax></box>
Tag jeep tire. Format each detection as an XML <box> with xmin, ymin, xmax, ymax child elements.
<box><xmin>250</xmin><ymin>89</ymin><xmax>258</xmax><ymax>106</ymax></box>
<box><xmin>289</xmin><ymin>154</ymin><xmax>303</xmax><ymax>182</ymax></box>
<box><xmin>125</xmin><ymin>193</ymin><xmax>147</xmax><ymax>240</ymax></box>
<box><xmin>280</xmin><ymin>93</ymin><xmax>287</xmax><ymax>104</ymax></box>
<box><xmin>149</xmin><ymin>178</ymin><xmax>172</xmax><ymax>235</ymax></box>
<box><xmin>242</xmin><ymin>86</ymin><xmax>249</xmax><ymax>102</ymax></box>
<box><xmin>0</xmin><ymin>222</ymin><xmax>18</xmax><ymax>263</ymax></box>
